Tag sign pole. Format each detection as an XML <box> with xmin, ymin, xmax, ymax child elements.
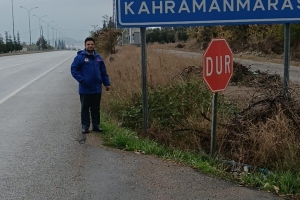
<box><xmin>140</xmin><ymin>27</ymin><xmax>148</xmax><ymax>134</ymax></box>
<box><xmin>283</xmin><ymin>23</ymin><xmax>290</xmax><ymax>98</ymax></box>
<box><xmin>202</xmin><ymin>39</ymin><xmax>233</xmax><ymax>157</ymax></box>
<box><xmin>210</xmin><ymin>92</ymin><xmax>218</xmax><ymax>156</ymax></box>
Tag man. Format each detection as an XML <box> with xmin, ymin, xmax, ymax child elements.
<box><xmin>71</xmin><ymin>37</ymin><xmax>110</xmax><ymax>134</ymax></box>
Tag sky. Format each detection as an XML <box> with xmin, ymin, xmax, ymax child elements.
<box><xmin>0</xmin><ymin>0</ymin><xmax>113</xmax><ymax>46</ymax></box>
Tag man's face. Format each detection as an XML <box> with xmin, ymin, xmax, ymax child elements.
<box><xmin>85</xmin><ymin>41</ymin><xmax>95</xmax><ymax>51</ymax></box>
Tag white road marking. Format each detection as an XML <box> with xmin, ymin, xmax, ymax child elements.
<box><xmin>0</xmin><ymin>54</ymin><xmax>73</xmax><ymax>106</ymax></box>
<box><xmin>0</xmin><ymin>55</ymin><xmax>58</xmax><ymax>70</ymax></box>
<box><xmin>0</xmin><ymin>64</ymin><xmax>21</xmax><ymax>70</ymax></box>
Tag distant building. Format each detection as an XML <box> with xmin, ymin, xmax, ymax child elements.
<box><xmin>120</xmin><ymin>28</ymin><xmax>140</xmax><ymax>45</ymax></box>
<box><xmin>130</xmin><ymin>28</ymin><xmax>141</xmax><ymax>44</ymax></box>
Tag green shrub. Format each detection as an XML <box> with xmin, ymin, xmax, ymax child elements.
<box><xmin>112</xmin><ymin>79</ymin><xmax>238</xmax><ymax>131</ymax></box>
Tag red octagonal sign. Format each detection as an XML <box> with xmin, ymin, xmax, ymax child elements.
<box><xmin>203</xmin><ymin>39</ymin><xmax>233</xmax><ymax>93</ymax></box>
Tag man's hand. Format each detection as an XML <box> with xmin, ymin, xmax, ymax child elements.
<box><xmin>105</xmin><ymin>86</ymin><xmax>110</xmax><ymax>91</ymax></box>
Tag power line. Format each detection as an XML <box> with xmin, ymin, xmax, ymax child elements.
<box><xmin>113</xmin><ymin>0</ymin><xmax>116</xmax><ymax>26</ymax></box>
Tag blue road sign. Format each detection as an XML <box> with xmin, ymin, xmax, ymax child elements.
<box><xmin>117</xmin><ymin>0</ymin><xmax>300</xmax><ymax>27</ymax></box>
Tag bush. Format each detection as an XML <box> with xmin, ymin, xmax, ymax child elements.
<box><xmin>112</xmin><ymin>78</ymin><xmax>237</xmax><ymax>136</ymax></box>
<box><xmin>91</xmin><ymin>28</ymin><xmax>121</xmax><ymax>56</ymax></box>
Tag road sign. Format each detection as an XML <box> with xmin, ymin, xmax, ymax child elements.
<box><xmin>203</xmin><ymin>39</ymin><xmax>233</xmax><ymax>92</ymax></box>
<box><xmin>116</xmin><ymin>0</ymin><xmax>300</xmax><ymax>27</ymax></box>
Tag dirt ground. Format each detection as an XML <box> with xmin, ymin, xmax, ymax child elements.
<box><xmin>148</xmin><ymin>39</ymin><xmax>300</xmax><ymax>67</ymax></box>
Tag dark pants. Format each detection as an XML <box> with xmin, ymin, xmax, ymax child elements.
<box><xmin>80</xmin><ymin>93</ymin><xmax>101</xmax><ymax>128</ymax></box>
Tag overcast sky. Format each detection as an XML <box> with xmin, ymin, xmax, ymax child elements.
<box><xmin>0</xmin><ymin>0</ymin><xmax>113</xmax><ymax>45</ymax></box>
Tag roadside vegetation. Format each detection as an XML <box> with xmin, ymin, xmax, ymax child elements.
<box><xmin>146</xmin><ymin>24</ymin><xmax>300</xmax><ymax>61</ymax></box>
<box><xmin>92</xmin><ymin>23</ymin><xmax>300</xmax><ymax>199</ymax></box>
<box><xmin>0</xmin><ymin>29</ymin><xmax>68</xmax><ymax>54</ymax></box>
<box><xmin>0</xmin><ymin>31</ymin><xmax>23</xmax><ymax>53</ymax></box>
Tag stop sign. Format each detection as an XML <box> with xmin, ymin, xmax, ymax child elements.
<box><xmin>203</xmin><ymin>39</ymin><xmax>233</xmax><ymax>92</ymax></box>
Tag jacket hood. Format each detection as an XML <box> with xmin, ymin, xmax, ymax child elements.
<box><xmin>77</xmin><ymin>49</ymin><xmax>99</xmax><ymax>57</ymax></box>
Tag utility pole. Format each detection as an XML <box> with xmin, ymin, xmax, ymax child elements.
<box><xmin>52</xmin><ymin>25</ymin><xmax>58</xmax><ymax>47</ymax></box>
<box><xmin>11</xmin><ymin>0</ymin><xmax>15</xmax><ymax>41</ymax></box>
<box><xmin>33</xmin><ymin>14</ymin><xmax>47</xmax><ymax>38</ymax></box>
<box><xmin>113</xmin><ymin>0</ymin><xmax>116</xmax><ymax>28</ymax></box>
<box><xmin>42</xmin><ymin>20</ymin><xmax>54</xmax><ymax>45</ymax></box>
<box><xmin>20</xmin><ymin>6</ymin><xmax>38</xmax><ymax>45</ymax></box>
<box><xmin>54</xmin><ymin>27</ymin><xmax>60</xmax><ymax>48</ymax></box>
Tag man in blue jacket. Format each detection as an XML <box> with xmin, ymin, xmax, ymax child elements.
<box><xmin>71</xmin><ymin>37</ymin><xmax>110</xmax><ymax>134</ymax></box>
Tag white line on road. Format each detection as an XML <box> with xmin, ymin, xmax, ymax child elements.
<box><xmin>0</xmin><ymin>54</ymin><xmax>73</xmax><ymax>106</ymax></box>
<box><xmin>0</xmin><ymin>64</ymin><xmax>21</xmax><ymax>70</ymax></box>
<box><xmin>0</xmin><ymin>55</ymin><xmax>58</xmax><ymax>70</ymax></box>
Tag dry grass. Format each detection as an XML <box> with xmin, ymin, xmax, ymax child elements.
<box><xmin>144</xmin><ymin>109</ymin><xmax>216</xmax><ymax>152</ymax></box>
<box><xmin>148</xmin><ymin>39</ymin><xmax>203</xmax><ymax>52</ymax></box>
<box><xmin>102</xmin><ymin>45</ymin><xmax>201</xmax><ymax>109</ymax></box>
<box><xmin>220</xmin><ymin>84</ymin><xmax>300</xmax><ymax>171</ymax></box>
<box><xmin>249</xmin><ymin>111</ymin><xmax>298</xmax><ymax>168</ymax></box>
<box><xmin>220</xmin><ymin>107</ymin><xmax>300</xmax><ymax>170</ymax></box>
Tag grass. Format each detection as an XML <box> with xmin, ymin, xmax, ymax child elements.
<box><xmin>98</xmin><ymin>112</ymin><xmax>300</xmax><ymax>198</ymax></box>
<box><xmin>99</xmin><ymin>113</ymin><xmax>228</xmax><ymax>179</ymax></box>
<box><xmin>241</xmin><ymin>171</ymin><xmax>300</xmax><ymax>196</ymax></box>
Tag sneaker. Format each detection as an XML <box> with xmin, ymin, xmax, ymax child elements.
<box><xmin>92</xmin><ymin>125</ymin><xmax>103</xmax><ymax>132</ymax></box>
<box><xmin>81</xmin><ymin>127</ymin><xmax>89</xmax><ymax>134</ymax></box>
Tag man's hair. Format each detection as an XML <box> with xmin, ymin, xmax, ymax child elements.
<box><xmin>85</xmin><ymin>37</ymin><xmax>95</xmax><ymax>44</ymax></box>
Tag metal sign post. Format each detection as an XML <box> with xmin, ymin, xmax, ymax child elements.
<box><xmin>283</xmin><ymin>23</ymin><xmax>290</xmax><ymax>98</ymax></box>
<box><xmin>140</xmin><ymin>27</ymin><xmax>148</xmax><ymax>134</ymax></box>
<box><xmin>210</xmin><ymin>93</ymin><xmax>218</xmax><ymax>156</ymax></box>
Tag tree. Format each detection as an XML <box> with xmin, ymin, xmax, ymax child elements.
<box><xmin>146</xmin><ymin>28</ymin><xmax>182</xmax><ymax>44</ymax></box>
<box><xmin>61</xmin><ymin>40</ymin><xmax>66</xmax><ymax>49</ymax></box>
<box><xmin>146</xmin><ymin>28</ymin><xmax>161</xmax><ymax>43</ymax></box>
<box><xmin>14</xmin><ymin>32</ymin><xmax>23</xmax><ymax>51</ymax></box>
<box><xmin>36</xmin><ymin>36</ymin><xmax>48</xmax><ymax>50</ymax></box>
<box><xmin>57</xmin><ymin>39</ymin><xmax>61</xmax><ymax>49</ymax></box>
<box><xmin>160</xmin><ymin>28</ymin><xmax>175</xmax><ymax>43</ymax></box>
<box><xmin>5</xmin><ymin>31</ymin><xmax>14</xmax><ymax>53</ymax></box>
<box><xmin>177</xmin><ymin>28</ymin><xmax>189</xmax><ymax>42</ymax></box>
<box><xmin>102</xmin><ymin>21</ymin><xmax>107</xmax><ymax>29</ymax></box>
<box><xmin>91</xmin><ymin>27</ymin><xmax>121</xmax><ymax>55</ymax></box>
<box><xmin>0</xmin><ymin>34</ymin><xmax>5</xmax><ymax>53</ymax></box>
<box><xmin>57</xmin><ymin>39</ymin><xmax>66</xmax><ymax>50</ymax></box>
<box><xmin>107</xmin><ymin>17</ymin><xmax>115</xmax><ymax>29</ymax></box>
<box><xmin>102</xmin><ymin>14</ymin><xmax>115</xmax><ymax>29</ymax></box>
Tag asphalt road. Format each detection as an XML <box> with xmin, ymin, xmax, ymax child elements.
<box><xmin>0</xmin><ymin>51</ymin><xmax>282</xmax><ymax>200</ymax></box>
<box><xmin>0</xmin><ymin>51</ymin><xmax>84</xmax><ymax>199</ymax></box>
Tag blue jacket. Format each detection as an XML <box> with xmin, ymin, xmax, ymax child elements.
<box><xmin>71</xmin><ymin>50</ymin><xmax>110</xmax><ymax>94</ymax></box>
